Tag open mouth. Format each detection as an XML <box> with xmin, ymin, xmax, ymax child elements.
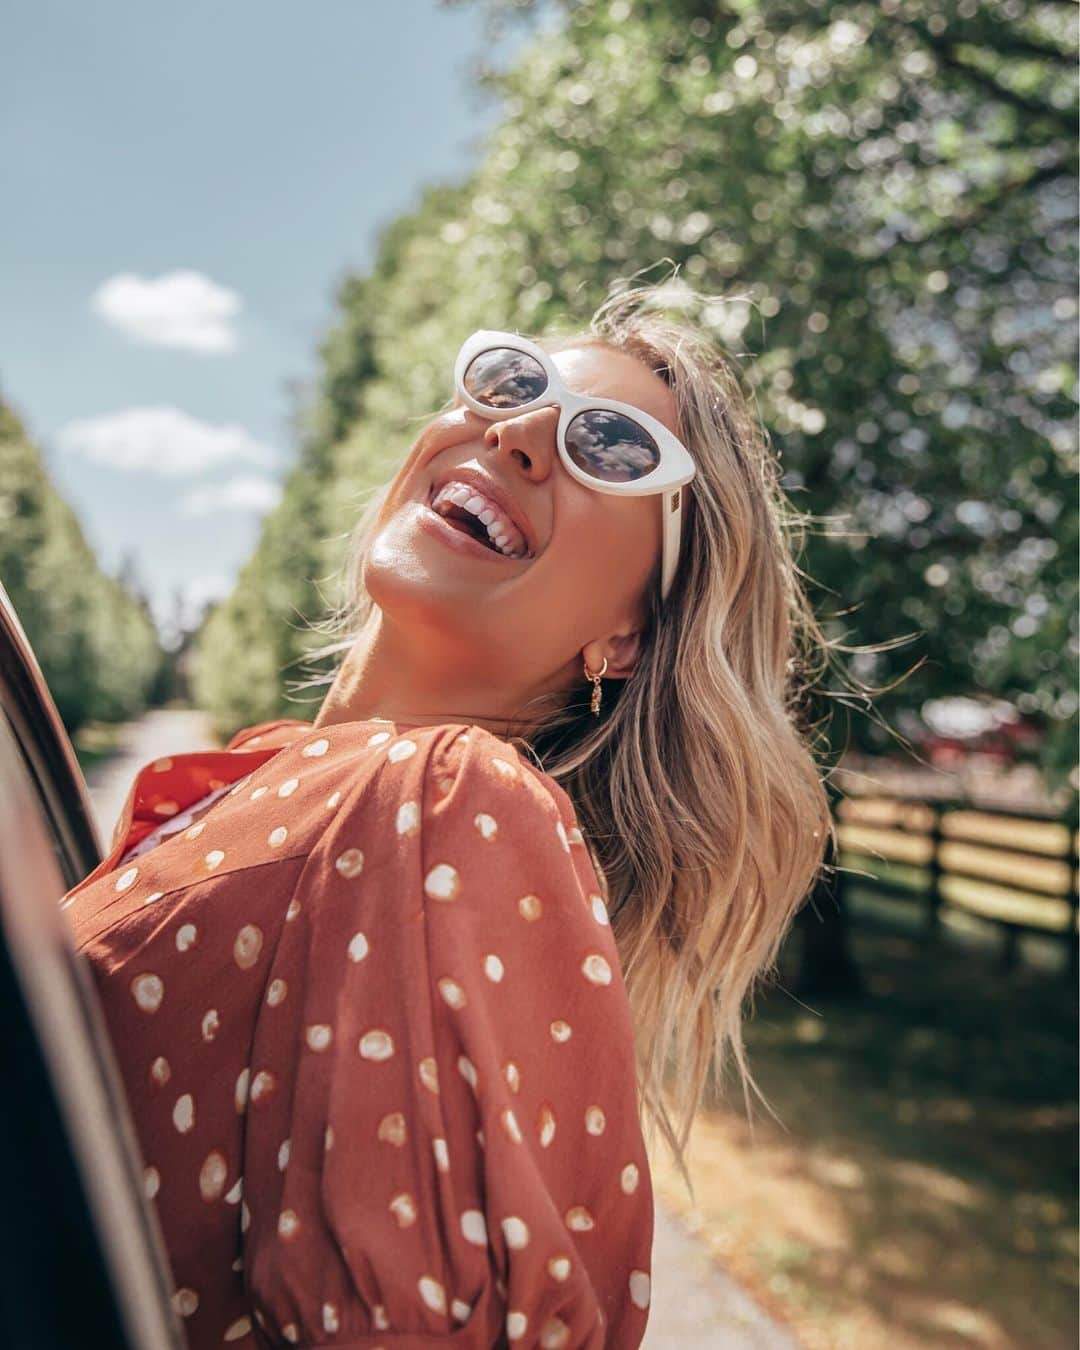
<box><xmin>425</xmin><ymin>484</ymin><xmax>533</xmax><ymax>560</ymax></box>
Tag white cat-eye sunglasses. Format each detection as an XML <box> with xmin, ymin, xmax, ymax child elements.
<box><xmin>454</xmin><ymin>329</ymin><xmax>697</xmax><ymax>601</ymax></box>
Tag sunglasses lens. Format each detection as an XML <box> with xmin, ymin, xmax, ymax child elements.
<box><xmin>463</xmin><ymin>347</ymin><xmax>548</xmax><ymax>408</ymax></box>
<box><xmin>564</xmin><ymin>410</ymin><xmax>661</xmax><ymax>483</ymax></box>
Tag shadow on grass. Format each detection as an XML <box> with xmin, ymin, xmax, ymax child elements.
<box><xmin>657</xmin><ymin>893</ymin><xmax>1078</xmax><ymax>1349</ymax></box>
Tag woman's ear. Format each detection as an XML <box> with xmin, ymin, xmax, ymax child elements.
<box><xmin>583</xmin><ymin>627</ymin><xmax>644</xmax><ymax>682</ymax></box>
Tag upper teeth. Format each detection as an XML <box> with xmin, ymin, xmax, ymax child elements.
<box><xmin>432</xmin><ymin>482</ymin><xmax>530</xmax><ymax>559</ymax></box>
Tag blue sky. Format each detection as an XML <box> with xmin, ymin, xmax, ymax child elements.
<box><xmin>2</xmin><ymin>0</ymin><xmax>534</xmax><ymax>641</ymax></box>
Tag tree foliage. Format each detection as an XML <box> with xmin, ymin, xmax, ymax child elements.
<box><xmin>0</xmin><ymin>399</ymin><xmax>165</xmax><ymax>732</ymax></box>
<box><xmin>191</xmin><ymin>0</ymin><xmax>1078</xmax><ymax>785</ymax></box>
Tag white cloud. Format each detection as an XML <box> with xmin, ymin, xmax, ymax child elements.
<box><xmin>56</xmin><ymin>406</ymin><xmax>280</xmax><ymax>476</ymax></box>
<box><xmin>90</xmin><ymin>269</ymin><xmax>242</xmax><ymax>353</ymax></box>
<box><xmin>179</xmin><ymin>474</ymin><xmax>283</xmax><ymax>517</ymax></box>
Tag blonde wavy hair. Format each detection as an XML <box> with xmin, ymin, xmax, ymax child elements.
<box><xmin>302</xmin><ymin>279</ymin><xmax>838</xmax><ymax>1199</ymax></box>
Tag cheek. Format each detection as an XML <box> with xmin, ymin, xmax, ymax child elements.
<box><xmin>557</xmin><ymin>496</ymin><xmax>658</xmax><ymax>592</ymax></box>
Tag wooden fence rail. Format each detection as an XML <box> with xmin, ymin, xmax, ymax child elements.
<box><xmin>834</xmin><ymin>793</ymin><xmax>1080</xmax><ymax>975</ymax></box>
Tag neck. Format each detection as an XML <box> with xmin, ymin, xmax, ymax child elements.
<box><xmin>312</xmin><ymin>608</ymin><xmax>553</xmax><ymax>738</ymax></box>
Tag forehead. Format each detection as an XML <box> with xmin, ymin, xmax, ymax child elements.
<box><xmin>548</xmin><ymin>341</ymin><xmax>678</xmax><ymax>435</ymax></box>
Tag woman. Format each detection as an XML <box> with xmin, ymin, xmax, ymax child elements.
<box><xmin>62</xmin><ymin>281</ymin><xmax>833</xmax><ymax>1348</ymax></box>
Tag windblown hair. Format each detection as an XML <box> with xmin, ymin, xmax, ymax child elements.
<box><xmin>302</xmin><ymin>278</ymin><xmax>838</xmax><ymax>1199</ymax></box>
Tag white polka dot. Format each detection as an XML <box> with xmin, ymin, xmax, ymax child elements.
<box><xmin>359</xmin><ymin>1029</ymin><xmax>394</xmax><ymax>1061</ymax></box>
<box><xmin>131</xmin><ymin>973</ymin><xmax>163</xmax><ymax>1013</ymax></box>
<box><xmin>418</xmin><ymin>1275</ymin><xmax>446</xmax><ymax>1314</ymax></box>
<box><xmin>568</xmin><ymin>826</ymin><xmax>584</xmax><ymax>845</ymax></box>
<box><xmin>184</xmin><ymin>821</ymin><xmax>206</xmax><ymax>841</ymax></box>
<box><xmin>474</xmin><ymin>812</ymin><xmax>498</xmax><ymax>841</ymax></box>
<box><xmin>550</xmin><ymin>1020</ymin><xmax>572</xmax><ymax>1043</ymax></box>
<box><xmin>305</xmin><ymin>1024</ymin><xmax>332</xmax><ymax>1052</ymax></box>
<box><xmin>502</xmin><ymin>1215</ymin><xmax>530</xmax><ymax>1249</ymax></box>
<box><xmin>302</xmin><ymin>737</ymin><xmax>329</xmax><ymax>757</ymax></box>
<box><xmin>144</xmin><ymin>1166</ymin><xmax>160</xmax><ymax>1199</ymax></box>
<box><xmin>249</xmin><ymin>1069</ymin><xmax>276</xmax><ymax>1105</ymax></box>
<box><xmin>585</xmin><ymin>1105</ymin><xmax>606</xmax><ymax>1135</ymax></box>
<box><xmin>460</xmin><ymin>1210</ymin><xmax>487</xmax><ymax>1246</ymax></box>
<box><xmin>621</xmin><ymin>1162</ymin><xmax>640</xmax><ymax>1194</ymax></box>
<box><xmin>500</xmin><ymin>1108</ymin><xmax>522</xmax><ymax>1144</ymax></box>
<box><xmin>555</xmin><ymin>820</ymin><xmax>569</xmax><ymax>852</ymax></box>
<box><xmin>153</xmin><ymin>800</ymin><xmax>179</xmax><ymax>817</ymax></box>
<box><xmin>285</xmin><ymin>897</ymin><xmax>301</xmax><ymax>922</ymax></box>
<box><xmin>172</xmin><ymin>1288</ymin><xmax>199</xmax><ymax>1317</ymax></box>
<box><xmin>278</xmin><ymin>1209</ymin><xmax>300</xmax><ymax>1241</ymax></box>
<box><xmin>452</xmin><ymin>1298</ymin><xmax>472</xmax><ymax>1322</ymax></box>
<box><xmin>282</xmin><ymin>1325</ymin><xmax>298</xmax><ymax>1343</ymax></box>
<box><xmin>378</xmin><ymin>1113</ymin><xmax>406</xmax><ymax>1148</ymax></box>
<box><xmin>324</xmin><ymin>1124</ymin><xmax>334</xmax><ymax>1151</ymax></box>
<box><xmin>538</xmin><ymin>1104</ymin><xmax>556</xmax><ymax>1148</ymax></box>
<box><xmin>547</xmin><ymin>1254</ymin><xmax>571</xmax><ymax>1282</ymax></box>
<box><xmin>483</xmin><ymin>953</ymin><xmax>504</xmax><ymax>982</ymax></box>
<box><xmin>267</xmin><ymin>825</ymin><xmax>288</xmax><ymax>848</ymax></box>
<box><xmin>503</xmin><ymin>1061</ymin><xmax>521</xmax><ymax>1093</ymax></box>
<box><xmin>367</xmin><ymin>731</ymin><xmax>391</xmax><ymax>747</ymax></box>
<box><xmin>175</xmin><ymin>923</ymin><xmax>197</xmax><ymax>952</ymax></box>
<box><xmin>224</xmin><ymin>1316</ymin><xmax>252</xmax><ymax>1341</ymax></box>
<box><xmin>389</xmin><ymin>1192</ymin><xmax>417</xmax><ymax>1227</ymax></box>
<box><xmin>229</xmin><ymin>775</ymin><xmax>252</xmax><ymax>796</ymax></box>
<box><xmin>150</xmin><ymin>1056</ymin><xmax>170</xmax><ymax>1087</ymax></box>
<box><xmin>234</xmin><ymin>1068</ymin><xmax>250</xmax><ymax>1113</ymax></box>
<box><xmin>396</xmin><ymin>800</ymin><xmax>420</xmax><ymax>836</ymax></box>
<box><xmin>143</xmin><ymin>891</ymin><xmax>164</xmax><ymax>906</ymax></box>
<box><xmin>541</xmin><ymin>1317</ymin><xmax>570</xmax><ymax>1349</ymax></box>
<box><xmin>326</xmin><ymin>790</ymin><xmax>342</xmax><ymax>809</ymax></box>
<box><xmin>432</xmin><ymin>1137</ymin><xmax>449</xmax><ymax>1172</ymax></box>
<box><xmin>565</xmin><ymin>1205</ymin><xmax>594</xmax><ymax>1232</ymax></box>
<box><xmin>152</xmin><ymin>757</ymin><xmax>173</xmax><ymax>772</ymax></box>
<box><xmin>629</xmin><ymin>1269</ymin><xmax>651</xmax><ymax>1309</ymax></box>
<box><xmin>507</xmin><ymin>1311</ymin><xmax>528</xmax><ymax>1341</ymax></box>
<box><xmin>437</xmin><ymin>977</ymin><xmax>466</xmax><ymax>1009</ymax></box>
<box><xmin>241</xmin><ymin>1201</ymin><xmax>251</xmax><ymax>1234</ymax></box>
<box><xmin>591</xmin><ymin>895</ymin><xmax>610</xmax><ymax>925</ymax></box>
<box><xmin>172</xmin><ymin>1094</ymin><xmax>195</xmax><ymax>1133</ymax></box>
<box><xmin>201</xmin><ymin>1009</ymin><xmax>220</xmax><ymax>1042</ymax></box>
<box><xmin>115</xmin><ymin>866</ymin><xmax>138</xmax><ymax>893</ymax></box>
<box><xmin>233</xmin><ymin>924</ymin><xmax>263</xmax><ymax>970</ymax></box>
<box><xmin>322</xmin><ymin>1302</ymin><xmax>339</xmax><ymax>1333</ymax></box>
<box><xmin>347</xmin><ymin>930</ymin><xmax>369</xmax><ymax>962</ymax></box>
<box><xmin>225</xmin><ymin>1177</ymin><xmax>243</xmax><ymax>1205</ymax></box>
<box><xmin>266</xmin><ymin>979</ymin><xmax>287</xmax><ymax>1007</ymax></box>
<box><xmin>199</xmin><ymin>1150</ymin><xmax>228</xmax><ymax>1201</ymax></box>
<box><xmin>335</xmin><ymin>848</ymin><xmax>364</xmax><ymax>878</ymax></box>
<box><xmin>372</xmin><ymin>1306</ymin><xmax>389</xmax><ymax>1331</ymax></box>
<box><xmin>518</xmin><ymin>894</ymin><xmax>543</xmax><ymax>921</ymax></box>
<box><xmin>204</xmin><ymin>849</ymin><xmax>225</xmax><ymax>870</ymax></box>
<box><xmin>457</xmin><ymin>1055</ymin><xmax>478</xmax><ymax>1090</ymax></box>
<box><xmin>250</xmin><ymin>786</ymin><xmax>268</xmax><ymax>801</ymax></box>
<box><xmin>277</xmin><ymin>777</ymin><xmax>299</xmax><ymax>797</ymax></box>
<box><xmin>424</xmin><ymin>863</ymin><xmax>461</xmax><ymax>901</ymax></box>
<box><xmin>418</xmin><ymin>1057</ymin><xmax>439</xmax><ymax>1094</ymax></box>
<box><xmin>581</xmin><ymin>953</ymin><xmax>612</xmax><ymax>985</ymax></box>
<box><xmin>492</xmin><ymin>756</ymin><xmax>520</xmax><ymax>782</ymax></box>
<box><xmin>387</xmin><ymin>738</ymin><xmax>417</xmax><ymax>763</ymax></box>
<box><xmin>278</xmin><ymin>1139</ymin><xmax>291</xmax><ymax>1171</ymax></box>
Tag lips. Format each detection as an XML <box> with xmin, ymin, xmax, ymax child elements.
<box><xmin>427</xmin><ymin>469</ymin><xmax>538</xmax><ymax>557</ymax></box>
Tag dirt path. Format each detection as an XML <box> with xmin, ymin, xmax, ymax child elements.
<box><xmin>85</xmin><ymin>709</ymin><xmax>799</xmax><ymax>1349</ymax></box>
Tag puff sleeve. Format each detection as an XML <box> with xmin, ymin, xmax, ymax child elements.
<box><xmin>241</xmin><ymin>725</ymin><xmax>654</xmax><ymax>1348</ymax></box>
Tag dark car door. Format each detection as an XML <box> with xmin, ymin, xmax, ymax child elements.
<box><xmin>0</xmin><ymin>580</ymin><xmax>186</xmax><ymax>1350</ymax></box>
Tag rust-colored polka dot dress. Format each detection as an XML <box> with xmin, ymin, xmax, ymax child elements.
<box><xmin>61</xmin><ymin>717</ymin><xmax>655</xmax><ymax>1348</ymax></box>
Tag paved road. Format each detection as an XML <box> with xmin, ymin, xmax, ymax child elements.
<box><xmin>85</xmin><ymin>709</ymin><xmax>799</xmax><ymax>1349</ymax></box>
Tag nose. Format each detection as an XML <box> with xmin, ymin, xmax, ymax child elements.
<box><xmin>482</xmin><ymin>405</ymin><xmax>560</xmax><ymax>479</ymax></box>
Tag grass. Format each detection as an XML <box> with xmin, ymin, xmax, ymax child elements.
<box><xmin>70</xmin><ymin>720</ymin><xmax>127</xmax><ymax>778</ymax></box>
<box><xmin>648</xmin><ymin>893</ymin><xmax>1078</xmax><ymax>1350</ymax></box>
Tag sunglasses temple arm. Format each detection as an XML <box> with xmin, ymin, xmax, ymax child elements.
<box><xmin>660</xmin><ymin>488</ymin><xmax>685</xmax><ymax>602</ymax></box>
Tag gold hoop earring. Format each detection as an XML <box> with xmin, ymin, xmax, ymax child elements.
<box><xmin>583</xmin><ymin>655</ymin><xmax>608</xmax><ymax>716</ymax></box>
